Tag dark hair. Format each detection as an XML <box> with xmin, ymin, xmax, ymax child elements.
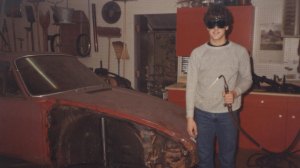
<box><xmin>203</xmin><ymin>4</ymin><xmax>233</xmax><ymax>27</ymax></box>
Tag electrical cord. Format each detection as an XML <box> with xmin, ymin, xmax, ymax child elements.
<box><xmin>218</xmin><ymin>75</ymin><xmax>300</xmax><ymax>168</ymax></box>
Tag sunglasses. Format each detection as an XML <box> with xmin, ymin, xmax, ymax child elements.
<box><xmin>205</xmin><ymin>19</ymin><xmax>227</xmax><ymax>29</ymax></box>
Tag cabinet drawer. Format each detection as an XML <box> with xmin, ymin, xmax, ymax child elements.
<box><xmin>244</xmin><ymin>94</ymin><xmax>287</xmax><ymax>108</ymax></box>
<box><xmin>286</xmin><ymin>96</ymin><xmax>300</xmax><ymax>151</ymax></box>
<box><xmin>167</xmin><ymin>90</ymin><xmax>185</xmax><ymax>102</ymax></box>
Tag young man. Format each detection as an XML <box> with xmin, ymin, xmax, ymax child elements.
<box><xmin>186</xmin><ymin>4</ymin><xmax>253</xmax><ymax>168</ymax></box>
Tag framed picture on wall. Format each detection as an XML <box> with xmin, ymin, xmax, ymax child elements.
<box><xmin>260</xmin><ymin>23</ymin><xmax>283</xmax><ymax>50</ymax></box>
<box><xmin>257</xmin><ymin>23</ymin><xmax>284</xmax><ymax>64</ymax></box>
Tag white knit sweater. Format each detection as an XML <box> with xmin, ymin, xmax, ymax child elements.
<box><xmin>186</xmin><ymin>41</ymin><xmax>253</xmax><ymax>118</ymax></box>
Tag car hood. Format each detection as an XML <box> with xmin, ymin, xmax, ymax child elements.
<box><xmin>48</xmin><ymin>87</ymin><xmax>193</xmax><ymax>148</ymax></box>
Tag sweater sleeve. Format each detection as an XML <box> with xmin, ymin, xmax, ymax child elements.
<box><xmin>185</xmin><ymin>51</ymin><xmax>198</xmax><ymax>118</ymax></box>
<box><xmin>234</xmin><ymin>48</ymin><xmax>253</xmax><ymax>96</ymax></box>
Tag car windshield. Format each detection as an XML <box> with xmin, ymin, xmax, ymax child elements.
<box><xmin>15</xmin><ymin>54</ymin><xmax>110</xmax><ymax>96</ymax></box>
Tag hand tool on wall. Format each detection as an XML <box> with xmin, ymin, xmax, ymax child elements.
<box><xmin>28</xmin><ymin>0</ymin><xmax>45</xmax><ymax>52</ymax></box>
<box><xmin>4</xmin><ymin>0</ymin><xmax>22</xmax><ymax>51</ymax></box>
<box><xmin>91</xmin><ymin>3</ymin><xmax>98</xmax><ymax>52</ymax></box>
<box><xmin>16</xmin><ymin>38</ymin><xmax>24</xmax><ymax>50</ymax></box>
<box><xmin>11</xmin><ymin>17</ymin><xmax>17</xmax><ymax>51</ymax></box>
<box><xmin>121</xmin><ymin>0</ymin><xmax>128</xmax><ymax>77</ymax></box>
<box><xmin>87</xmin><ymin>0</ymin><xmax>91</xmax><ymax>21</ymax></box>
<box><xmin>112</xmin><ymin>41</ymin><xmax>128</xmax><ymax>76</ymax></box>
<box><xmin>114</xmin><ymin>0</ymin><xmax>136</xmax><ymax>77</ymax></box>
<box><xmin>297</xmin><ymin>39</ymin><xmax>300</xmax><ymax>73</ymax></box>
<box><xmin>24</xmin><ymin>27</ymin><xmax>32</xmax><ymax>51</ymax></box>
<box><xmin>39</xmin><ymin>10</ymin><xmax>50</xmax><ymax>51</ymax></box>
<box><xmin>25</xmin><ymin>5</ymin><xmax>35</xmax><ymax>51</ymax></box>
<box><xmin>97</xmin><ymin>27</ymin><xmax>121</xmax><ymax>72</ymax></box>
<box><xmin>0</xmin><ymin>19</ymin><xmax>11</xmax><ymax>51</ymax></box>
<box><xmin>112</xmin><ymin>41</ymin><xmax>123</xmax><ymax>76</ymax></box>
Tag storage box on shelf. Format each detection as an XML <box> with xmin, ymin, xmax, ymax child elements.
<box><xmin>59</xmin><ymin>11</ymin><xmax>90</xmax><ymax>56</ymax></box>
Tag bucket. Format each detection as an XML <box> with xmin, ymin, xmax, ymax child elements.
<box><xmin>52</xmin><ymin>6</ymin><xmax>74</xmax><ymax>24</ymax></box>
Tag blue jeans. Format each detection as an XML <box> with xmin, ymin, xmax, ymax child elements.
<box><xmin>194</xmin><ymin>108</ymin><xmax>238</xmax><ymax>168</ymax></box>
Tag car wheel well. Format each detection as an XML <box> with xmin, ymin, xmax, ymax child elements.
<box><xmin>48</xmin><ymin>105</ymin><xmax>194</xmax><ymax>168</ymax></box>
<box><xmin>48</xmin><ymin>105</ymin><xmax>98</xmax><ymax>167</ymax></box>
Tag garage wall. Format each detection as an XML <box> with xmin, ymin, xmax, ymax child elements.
<box><xmin>6</xmin><ymin>0</ymin><xmax>177</xmax><ymax>89</ymax></box>
<box><xmin>6</xmin><ymin>0</ymin><xmax>300</xmax><ymax>88</ymax></box>
<box><xmin>68</xmin><ymin>0</ymin><xmax>178</xmax><ymax>88</ymax></box>
<box><xmin>61</xmin><ymin>0</ymin><xmax>300</xmax><ymax>86</ymax></box>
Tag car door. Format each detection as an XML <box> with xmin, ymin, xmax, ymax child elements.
<box><xmin>0</xmin><ymin>61</ymin><xmax>49</xmax><ymax>164</ymax></box>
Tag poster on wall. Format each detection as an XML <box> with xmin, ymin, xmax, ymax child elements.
<box><xmin>260</xmin><ymin>23</ymin><xmax>283</xmax><ymax>50</ymax></box>
<box><xmin>258</xmin><ymin>23</ymin><xmax>284</xmax><ymax>63</ymax></box>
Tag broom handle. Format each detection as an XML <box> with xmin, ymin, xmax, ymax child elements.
<box><xmin>34</xmin><ymin>2</ymin><xmax>41</xmax><ymax>51</ymax></box>
<box><xmin>92</xmin><ymin>4</ymin><xmax>98</xmax><ymax>52</ymax></box>
<box><xmin>122</xmin><ymin>1</ymin><xmax>127</xmax><ymax>77</ymax></box>
<box><xmin>108</xmin><ymin>38</ymin><xmax>111</xmax><ymax>71</ymax></box>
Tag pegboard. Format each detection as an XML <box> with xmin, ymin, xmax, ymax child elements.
<box><xmin>251</xmin><ymin>0</ymin><xmax>300</xmax><ymax>82</ymax></box>
<box><xmin>284</xmin><ymin>38</ymin><xmax>299</xmax><ymax>62</ymax></box>
<box><xmin>283</xmin><ymin>38</ymin><xmax>300</xmax><ymax>80</ymax></box>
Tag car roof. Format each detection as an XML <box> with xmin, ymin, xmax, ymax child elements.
<box><xmin>0</xmin><ymin>52</ymin><xmax>70</xmax><ymax>62</ymax></box>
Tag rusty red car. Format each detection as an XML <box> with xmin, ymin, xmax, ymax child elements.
<box><xmin>0</xmin><ymin>52</ymin><xmax>197</xmax><ymax>168</ymax></box>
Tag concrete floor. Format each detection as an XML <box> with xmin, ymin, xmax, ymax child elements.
<box><xmin>0</xmin><ymin>149</ymin><xmax>299</xmax><ymax>168</ymax></box>
<box><xmin>0</xmin><ymin>155</ymin><xmax>45</xmax><ymax>168</ymax></box>
<box><xmin>234</xmin><ymin>149</ymin><xmax>300</xmax><ymax>168</ymax></box>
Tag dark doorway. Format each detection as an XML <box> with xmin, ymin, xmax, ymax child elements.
<box><xmin>135</xmin><ymin>14</ymin><xmax>177</xmax><ymax>99</ymax></box>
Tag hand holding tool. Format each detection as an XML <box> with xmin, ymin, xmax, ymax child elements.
<box><xmin>218</xmin><ymin>75</ymin><xmax>232</xmax><ymax>110</ymax></box>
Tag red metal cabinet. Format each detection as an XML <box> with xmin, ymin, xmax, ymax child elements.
<box><xmin>167</xmin><ymin>89</ymin><xmax>186</xmax><ymax>109</ymax></box>
<box><xmin>239</xmin><ymin>94</ymin><xmax>287</xmax><ymax>152</ymax></box>
<box><xmin>239</xmin><ymin>94</ymin><xmax>300</xmax><ymax>152</ymax></box>
<box><xmin>176</xmin><ymin>6</ymin><xmax>254</xmax><ymax>56</ymax></box>
<box><xmin>286</xmin><ymin>97</ymin><xmax>300</xmax><ymax>151</ymax></box>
